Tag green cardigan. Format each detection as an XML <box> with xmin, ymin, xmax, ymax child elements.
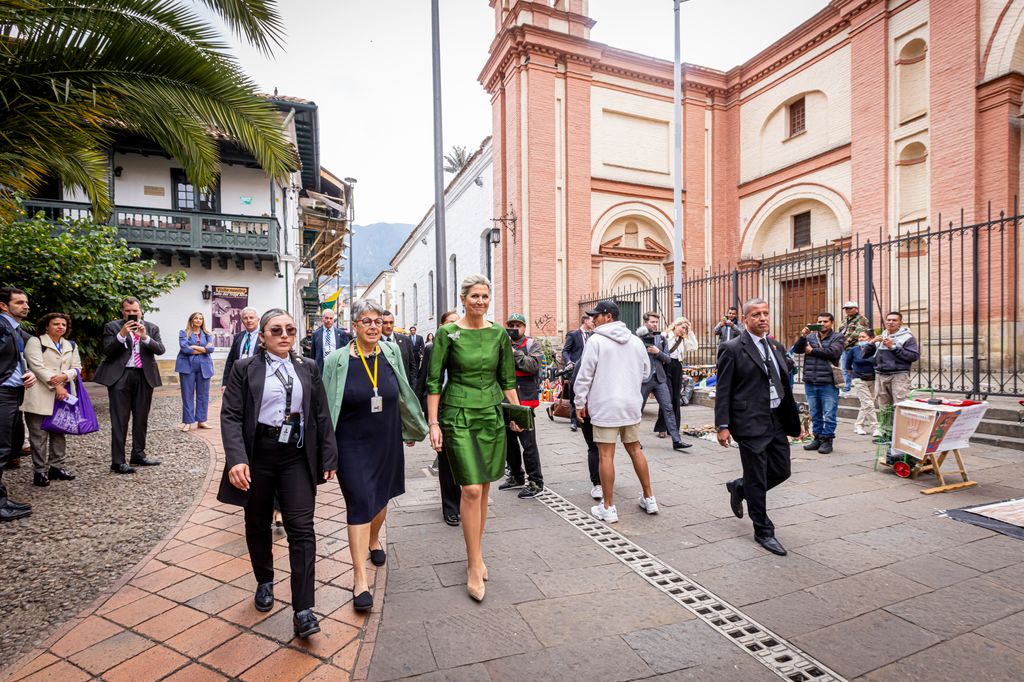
<box><xmin>322</xmin><ymin>340</ymin><xmax>428</xmax><ymax>442</ymax></box>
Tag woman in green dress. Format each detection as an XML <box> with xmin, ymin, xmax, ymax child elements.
<box><xmin>427</xmin><ymin>274</ymin><xmax>522</xmax><ymax>602</ymax></box>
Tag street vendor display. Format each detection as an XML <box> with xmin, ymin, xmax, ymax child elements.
<box><xmin>888</xmin><ymin>398</ymin><xmax>988</xmax><ymax>494</ymax></box>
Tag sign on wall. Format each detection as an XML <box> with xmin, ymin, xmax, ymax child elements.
<box><xmin>211</xmin><ymin>286</ymin><xmax>249</xmax><ymax>348</ymax></box>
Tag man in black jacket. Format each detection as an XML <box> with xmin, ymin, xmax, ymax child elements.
<box><xmin>793</xmin><ymin>313</ymin><xmax>844</xmax><ymax>454</ymax></box>
<box><xmin>0</xmin><ymin>287</ymin><xmax>36</xmax><ymax>521</ymax></box>
<box><xmin>380</xmin><ymin>311</ymin><xmax>417</xmax><ymax>385</ymax></box>
<box><xmin>715</xmin><ymin>298</ymin><xmax>800</xmax><ymax>556</ymax></box>
<box><xmin>222</xmin><ymin>306</ymin><xmax>260</xmax><ymax>387</ymax></box>
<box><xmin>499</xmin><ymin>313</ymin><xmax>545</xmax><ymax>499</ymax></box>
<box><xmin>560</xmin><ymin>314</ymin><xmax>593</xmax><ymax>430</ymax></box>
<box><xmin>311</xmin><ymin>309</ymin><xmax>351</xmax><ymax>373</ymax></box>
<box><xmin>93</xmin><ymin>297</ymin><xmax>165</xmax><ymax>473</ymax></box>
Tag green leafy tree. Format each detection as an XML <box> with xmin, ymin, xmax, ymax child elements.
<box><xmin>0</xmin><ymin>212</ymin><xmax>186</xmax><ymax>372</ymax></box>
<box><xmin>0</xmin><ymin>0</ymin><xmax>295</xmax><ymax>223</ymax></box>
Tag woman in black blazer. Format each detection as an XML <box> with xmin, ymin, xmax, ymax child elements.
<box><xmin>219</xmin><ymin>309</ymin><xmax>338</xmax><ymax>638</ymax></box>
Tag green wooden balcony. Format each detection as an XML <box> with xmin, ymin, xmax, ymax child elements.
<box><xmin>23</xmin><ymin>199</ymin><xmax>279</xmax><ymax>269</ymax></box>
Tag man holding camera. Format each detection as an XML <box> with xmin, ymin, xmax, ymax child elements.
<box><xmin>713</xmin><ymin>306</ymin><xmax>745</xmax><ymax>346</ymax></box>
<box><xmin>638</xmin><ymin>312</ymin><xmax>689</xmax><ymax>451</ymax></box>
<box><xmin>94</xmin><ymin>297</ymin><xmax>165</xmax><ymax>473</ymax></box>
<box><xmin>793</xmin><ymin>313</ymin><xmax>844</xmax><ymax>455</ymax></box>
<box><xmin>499</xmin><ymin>313</ymin><xmax>545</xmax><ymax>498</ymax></box>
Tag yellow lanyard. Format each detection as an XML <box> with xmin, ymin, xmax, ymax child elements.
<box><xmin>356</xmin><ymin>343</ymin><xmax>379</xmax><ymax>396</ymax></box>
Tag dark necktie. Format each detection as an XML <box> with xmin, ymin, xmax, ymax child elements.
<box><xmin>242</xmin><ymin>332</ymin><xmax>252</xmax><ymax>356</ymax></box>
<box><xmin>760</xmin><ymin>338</ymin><xmax>785</xmax><ymax>397</ymax></box>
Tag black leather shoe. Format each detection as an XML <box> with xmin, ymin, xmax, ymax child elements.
<box><xmin>48</xmin><ymin>467</ymin><xmax>76</xmax><ymax>481</ymax></box>
<box><xmin>254</xmin><ymin>582</ymin><xmax>274</xmax><ymax>612</ymax></box>
<box><xmin>369</xmin><ymin>544</ymin><xmax>386</xmax><ymax>567</ymax></box>
<box><xmin>755</xmin><ymin>535</ymin><xmax>787</xmax><ymax>556</ymax></box>
<box><xmin>818</xmin><ymin>437</ymin><xmax>834</xmax><ymax>455</ymax></box>
<box><xmin>4</xmin><ymin>456</ymin><xmax>21</xmax><ymax>470</ymax></box>
<box><xmin>443</xmin><ymin>514</ymin><xmax>460</xmax><ymax>527</ymax></box>
<box><xmin>2</xmin><ymin>498</ymin><xmax>31</xmax><ymax>511</ymax></box>
<box><xmin>129</xmin><ymin>456</ymin><xmax>161</xmax><ymax>466</ymax></box>
<box><xmin>803</xmin><ymin>437</ymin><xmax>822</xmax><ymax>451</ymax></box>
<box><xmin>33</xmin><ymin>472</ymin><xmax>50</xmax><ymax>487</ymax></box>
<box><xmin>0</xmin><ymin>503</ymin><xmax>31</xmax><ymax>521</ymax></box>
<box><xmin>726</xmin><ymin>480</ymin><xmax>744</xmax><ymax>519</ymax></box>
<box><xmin>352</xmin><ymin>590</ymin><xmax>373</xmax><ymax>612</ymax></box>
<box><xmin>569</xmin><ymin>423</ymin><xmax>578</xmax><ymax>432</ymax></box>
<box><xmin>672</xmin><ymin>441</ymin><xmax>692</xmax><ymax>450</ymax></box>
<box><xmin>111</xmin><ymin>463</ymin><xmax>136</xmax><ymax>474</ymax></box>
<box><xmin>293</xmin><ymin>609</ymin><xmax>320</xmax><ymax>638</ymax></box>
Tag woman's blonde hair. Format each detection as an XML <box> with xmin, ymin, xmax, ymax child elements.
<box><xmin>186</xmin><ymin>312</ymin><xmax>211</xmax><ymax>335</ymax></box>
<box><xmin>459</xmin><ymin>274</ymin><xmax>491</xmax><ymax>299</ymax></box>
<box><xmin>666</xmin><ymin>316</ymin><xmax>691</xmax><ymax>333</ymax></box>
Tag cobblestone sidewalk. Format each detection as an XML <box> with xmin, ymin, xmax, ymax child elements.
<box><xmin>2</xmin><ymin>402</ymin><xmax>383</xmax><ymax>682</ymax></box>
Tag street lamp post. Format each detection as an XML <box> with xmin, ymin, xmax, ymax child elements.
<box><xmin>430</xmin><ymin>0</ymin><xmax>448</xmax><ymax>320</ymax></box>
<box><xmin>672</xmin><ymin>0</ymin><xmax>689</xmax><ymax>318</ymax></box>
<box><xmin>344</xmin><ymin>177</ymin><xmax>357</xmax><ymax>329</ymax></box>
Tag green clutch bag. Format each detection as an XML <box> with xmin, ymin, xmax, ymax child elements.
<box><xmin>501</xmin><ymin>403</ymin><xmax>535</xmax><ymax>431</ymax></box>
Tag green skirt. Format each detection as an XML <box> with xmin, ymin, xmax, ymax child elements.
<box><xmin>440</xmin><ymin>404</ymin><xmax>506</xmax><ymax>485</ymax></box>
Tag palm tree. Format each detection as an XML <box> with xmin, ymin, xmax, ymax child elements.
<box><xmin>0</xmin><ymin>0</ymin><xmax>295</xmax><ymax>223</ymax></box>
<box><xmin>443</xmin><ymin>145</ymin><xmax>470</xmax><ymax>174</ymax></box>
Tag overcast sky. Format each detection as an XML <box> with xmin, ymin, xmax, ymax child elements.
<box><xmin>230</xmin><ymin>0</ymin><xmax>828</xmax><ymax>225</ymax></box>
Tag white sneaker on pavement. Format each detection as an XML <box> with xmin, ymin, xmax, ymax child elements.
<box><xmin>873</xmin><ymin>428</ymin><xmax>882</xmax><ymax>437</ymax></box>
<box><xmin>591</xmin><ymin>503</ymin><xmax>618</xmax><ymax>523</ymax></box>
<box><xmin>853</xmin><ymin>426</ymin><xmax>867</xmax><ymax>435</ymax></box>
<box><xmin>638</xmin><ymin>495</ymin><xmax>659</xmax><ymax>514</ymax></box>
<box><xmin>590</xmin><ymin>485</ymin><xmax>603</xmax><ymax>500</ymax></box>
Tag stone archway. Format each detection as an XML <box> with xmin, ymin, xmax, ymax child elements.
<box><xmin>741</xmin><ymin>184</ymin><xmax>852</xmax><ymax>258</ymax></box>
<box><xmin>591</xmin><ymin>202</ymin><xmax>674</xmax><ymax>291</ymax></box>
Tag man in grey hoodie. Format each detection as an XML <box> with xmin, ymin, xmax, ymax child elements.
<box><xmin>863</xmin><ymin>311</ymin><xmax>919</xmax><ymax>408</ymax></box>
<box><xmin>573</xmin><ymin>301</ymin><xmax>656</xmax><ymax>525</ymax></box>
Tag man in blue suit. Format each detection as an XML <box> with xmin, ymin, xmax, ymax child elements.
<box><xmin>312</xmin><ymin>308</ymin><xmax>351</xmax><ymax>372</ymax></box>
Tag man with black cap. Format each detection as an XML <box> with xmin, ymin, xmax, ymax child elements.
<box><xmin>498</xmin><ymin>313</ymin><xmax>545</xmax><ymax>499</ymax></box>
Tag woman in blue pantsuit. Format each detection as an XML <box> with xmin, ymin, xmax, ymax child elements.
<box><xmin>176</xmin><ymin>312</ymin><xmax>215</xmax><ymax>431</ymax></box>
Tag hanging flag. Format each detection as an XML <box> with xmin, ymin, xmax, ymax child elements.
<box><xmin>322</xmin><ymin>289</ymin><xmax>340</xmax><ymax>310</ymax></box>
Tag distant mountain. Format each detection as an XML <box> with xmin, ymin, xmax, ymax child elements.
<box><xmin>327</xmin><ymin>222</ymin><xmax>412</xmax><ymax>287</ymax></box>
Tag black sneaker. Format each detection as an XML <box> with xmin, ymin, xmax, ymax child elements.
<box><xmin>818</xmin><ymin>437</ymin><xmax>834</xmax><ymax>455</ymax></box>
<box><xmin>518</xmin><ymin>481</ymin><xmax>543</xmax><ymax>499</ymax></box>
<box><xmin>803</xmin><ymin>437</ymin><xmax>822</xmax><ymax>451</ymax></box>
<box><xmin>498</xmin><ymin>475</ymin><xmax>524</xmax><ymax>491</ymax></box>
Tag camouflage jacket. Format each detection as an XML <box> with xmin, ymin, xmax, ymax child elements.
<box><xmin>838</xmin><ymin>313</ymin><xmax>870</xmax><ymax>349</ymax></box>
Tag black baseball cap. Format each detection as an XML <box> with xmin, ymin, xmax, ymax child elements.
<box><xmin>585</xmin><ymin>300</ymin><xmax>619</xmax><ymax>318</ymax></box>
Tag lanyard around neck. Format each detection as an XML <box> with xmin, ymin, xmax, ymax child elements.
<box><xmin>356</xmin><ymin>343</ymin><xmax>379</xmax><ymax>396</ymax></box>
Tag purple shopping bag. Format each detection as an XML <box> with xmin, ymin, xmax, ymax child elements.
<box><xmin>41</xmin><ymin>375</ymin><xmax>99</xmax><ymax>435</ymax></box>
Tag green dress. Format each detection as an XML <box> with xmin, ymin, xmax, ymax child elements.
<box><xmin>427</xmin><ymin>323</ymin><xmax>516</xmax><ymax>485</ymax></box>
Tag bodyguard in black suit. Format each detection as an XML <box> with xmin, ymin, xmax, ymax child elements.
<box><xmin>715</xmin><ymin>298</ymin><xmax>800</xmax><ymax>556</ymax></box>
<box><xmin>93</xmin><ymin>297</ymin><xmax>165</xmax><ymax>473</ymax></box>
<box><xmin>221</xmin><ymin>307</ymin><xmax>260</xmax><ymax>386</ymax></box>
<box><xmin>311</xmin><ymin>308</ymin><xmax>351</xmax><ymax>373</ymax></box>
<box><xmin>0</xmin><ymin>287</ymin><xmax>36</xmax><ymax>521</ymax></box>
<box><xmin>380</xmin><ymin>310</ymin><xmax>417</xmax><ymax>386</ymax></box>
<box><xmin>219</xmin><ymin>309</ymin><xmax>338</xmax><ymax>639</ymax></box>
<box><xmin>408</xmin><ymin>326</ymin><xmax>425</xmax><ymax>364</ymax></box>
<box><xmin>414</xmin><ymin>315</ymin><xmax>461</xmax><ymax>525</ymax></box>
<box><xmin>560</xmin><ymin>314</ymin><xmax>593</xmax><ymax>429</ymax></box>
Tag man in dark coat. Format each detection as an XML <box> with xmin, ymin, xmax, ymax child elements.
<box><xmin>380</xmin><ymin>310</ymin><xmax>417</xmax><ymax>387</ymax></box>
<box><xmin>222</xmin><ymin>306</ymin><xmax>260</xmax><ymax>387</ymax></box>
<box><xmin>0</xmin><ymin>287</ymin><xmax>36</xmax><ymax>521</ymax></box>
<box><xmin>311</xmin><ymin>308</ymin><xmax>351</xmax><ymax>373</ymax></box>
<box><xmin>793</xmin><ymin>313</ymin><xmax>844</xmax><ymax>454</ymax></box>
<box><xmin>715</xmin><ymin>298</ymin><xmax>800</xmax><ymax>556</ymax></box>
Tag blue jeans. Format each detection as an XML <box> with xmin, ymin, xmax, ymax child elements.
<box><xmin>805</xmin><ymin>382</ymin><xmax>838</xmax><ymax>438</ymax></box>
<box><xmin>840</xmin><ymin>348</ymin><xmax>855</xmax><ymax>391</ymax></box>
<box><xmin>180</xmin><ymin>371</ymin><xmax>211</xmax><ymax>424</ymax></box>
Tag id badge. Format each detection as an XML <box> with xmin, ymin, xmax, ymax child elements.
<box><xmin>371</xmin><ymin>396</ymin><xmax>383</xmax><ymax>413</ymax></box>
<box><xmin>278</xmin><ymin>423</ymin><xmax>293</xmax><ymax>444</ymax></box>
<box><xmin>63</xmin><ymin>394</ymin><xmax>79</xmax><ymax>406</ymax></box>
<box><xmin>769</xmin><ymin>384</ymin><xmax>780</xmax><ymax>402</ymax></box>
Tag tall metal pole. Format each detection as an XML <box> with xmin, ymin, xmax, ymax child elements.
<box><xmin>672</xmin><ymin>0</ymin><xmax>685</xmax><ymax>318</ymax></box>
<box><xmin>431</xmin><ymin>0</ymin><xmax>449</xmax><ymax>319</ymax></box>
<box><xmin>344</xmin><ymin>178</ymin><xmax>357</xmax><ymax>328</ymax></box>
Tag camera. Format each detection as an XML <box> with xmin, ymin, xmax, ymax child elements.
<box><xmin>637</xmin><ymin>328</ymin><xmax>658</xmax><ymax>347</ymax></box>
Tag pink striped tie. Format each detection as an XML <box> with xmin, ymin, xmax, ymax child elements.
<box><xmin>131</xmin><ymin>333</ymin><xmax>143</xmax><ymax>368</ymax></box>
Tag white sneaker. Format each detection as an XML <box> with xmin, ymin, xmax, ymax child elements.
<box><xmin>853</xmin><ymin>426</ymin><xmax>867</xmax><ymax>435</ymax></box>
<box><xmin>639</xmin><ymin>495</ymin><xmax>659</xmax><ymax>514</ymax></box>
<box><xmin>872</xmin><ymin>428</ymin><xmax>882</xmax><ymax>437</ymax></box>
<box><xmin>591</xmin><ymin>503</ymin><xmax>618</xmax><ymax>523</ymax></box>
<box><xmin>590</xmin><ymin>485</ymin><xmax>603</xmax><ymax>500</ymax></box>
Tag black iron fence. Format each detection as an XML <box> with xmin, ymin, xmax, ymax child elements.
<box><xmin>579</xmin><ymin>204</ymin><xmax>1023</xmax><ymax>397</ymax></box>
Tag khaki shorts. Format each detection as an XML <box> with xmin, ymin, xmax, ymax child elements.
<box><xmin>592</xmin><ymin>423</ymin><xmax>641</xmax><ymax>444</ymax></box>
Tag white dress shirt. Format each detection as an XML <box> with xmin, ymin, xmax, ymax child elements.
<box><xmin>1</xmin><ymin>313</ymin><xmax>25</xmax><ymax>387</ymax></box>
<box><xmin>239</xmin><ymin>330</ymin><xmax>257</xmax><ymax>358</ymax></box>
<box><xmin>748</xmin><ymin>331</ymin><xmax>782</xmax><ymax>409</ymax></box>
<box><xmin>258</xmin><ymin>355</ymin><xmax>304</xmax><ymax>427</ymax></box>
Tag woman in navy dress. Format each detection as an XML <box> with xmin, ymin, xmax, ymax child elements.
<box><xmin>175</xmin><ymin>312</ymin><xmax>215</xmax><ymax>431</ymax></box>
<box><xmin>323</xmin><ymin>299</ymin><xmax>427</xmax><ymax>612</ymax></box>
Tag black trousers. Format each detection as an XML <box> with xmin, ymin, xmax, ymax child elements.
<box><xmin>0</xmin><ymin>386</ymin><xmax>25</xmax><ymax>498</ymax></box>
<box><xmin>563</xmin><ymin>380</ymin><xmax>578</xmax><ymax>427</ymax></box>
<box><xmin>245</xmin><ymin>435</ymin><xmax>316</xmax><ymax>612</ymax></box>
<box><xmin>654</xmin><ymin>359</ymin><xmax>683</xmax><ymax>434</ymax></box>
<box><xmin>436</xmin><ymin>446</ymin><xmax>461</xmax><ymax>518</ymax></box>
<box><xmin>505</xmin><ymin>410</ymin><xmax>543</xmax><ymax>486</ymax></box>
<box><xmin>579</xmin><ymin>415</ymin><xmax>600</xmax><ymax>486</ymax></box>
<box><xmin>735</xmin><ymin>414</ymin><xmax>792</xmax><ymax>537</ymax></box>
<box><xmin>107</xmin><ymin>368</ymin><xmax>153</xmax><ymax>466</ymax></box>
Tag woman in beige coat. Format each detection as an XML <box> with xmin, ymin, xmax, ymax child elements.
<box><xmin>22</xmin><ymin>312</ymin><xmax>82</xmax><ymax>487</ymax></box>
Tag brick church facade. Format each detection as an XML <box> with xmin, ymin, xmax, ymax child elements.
<box><xmin>480</xmin><ymin>0</ymin><xmax>1024</xmax><ymax>344</ymax></box>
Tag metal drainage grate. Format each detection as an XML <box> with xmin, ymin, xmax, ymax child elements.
<box><xmin>535</xmin><ymin>488</ymin><xmax>848</xmax><ymax>682</ymax></box>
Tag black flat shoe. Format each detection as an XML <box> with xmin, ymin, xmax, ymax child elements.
<box><xmin>2</xmin><ymin>498</ymin><xmax>31</xmax><ymax>511</ymax></box>
<box><xmin>293</xmin><ymin>609</ymin><xmax>320</xmax><ymax>638</ymax></box>
<box><xmin>672</xmin><ymin>441</ymin><xmax>692</xmax><ymax>450</ymax></box>
<box><xmin>369</xmin><ymin>544</ymin><xmax>386</xmax><ymax>567</ymax></box>
<box><xmin>129</xmin><ymin>456</ymin><xmax>161</xmax><ymax>466</ymax></box>
<box><xmin>443</xmin><ymin>514</ymin><xmax>460</xmax><ymax>527</ymax></box>
<box><xmin>33</xmin><ymin>472</ymin><xmax>49</xmax><ymax>487</ymax></box>
<box><xmin>48</xmin><ymin>467</ymin><xmax>75</xmax><ymax>481</ymax></box>
<box><xmin>0</xmin><ymin>504</ymin><xmax>31</xmax><ymax>522</ymax></box>
<box><xmin>254</xmin><ymin>581</ymin><xmax>274</xmax><ymax>612</ymax></box>
<box><xmin>352</xmin><ymin>590</ymin><xmax>373</xmax><ymax>612</ymax></box>
<box><xmin>755</xmin><ymin>535</ymin><xmax>787</xmax><ymax>556</ymax></box>
<box><xmin>726</xmin><ymin>480</ymin><xmax>744</xmax><ymax>519</ymax></box>
<box><xmin>110</xmin><ymin>463</ymin><xmax>136</xmax><ymax>474</ymax></box>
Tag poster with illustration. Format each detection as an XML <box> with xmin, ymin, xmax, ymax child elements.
<box><xmin>211</xmin><ymin>286</ymin><xmax>248</xmax><ymax>348</ymax></box>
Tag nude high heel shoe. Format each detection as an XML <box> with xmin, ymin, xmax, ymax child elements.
<box><xmin>467</xmin><ymin>566</ymin><xmax>486</xmax><ymax>602</ymax></box>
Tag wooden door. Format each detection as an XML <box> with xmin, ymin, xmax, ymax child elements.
<box><xmin>780</xmin><ymin>275</ymin><xmax>827</xmax><ymax>346</ymax></box>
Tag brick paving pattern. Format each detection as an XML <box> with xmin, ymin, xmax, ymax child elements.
<box><xmin>2</xmin><ymin>403</ymin><xmax>382</xmax><ymax>682</ymax></box>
